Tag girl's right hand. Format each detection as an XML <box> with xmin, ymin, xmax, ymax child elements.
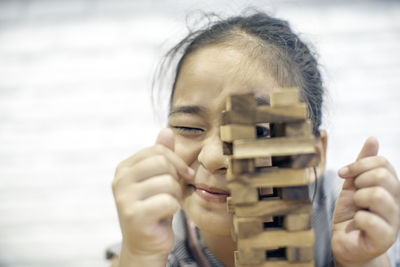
<box><xmin>112</xmin><ymin>128</ymin><xmax>195</xmax><ymax>266</ymax></box>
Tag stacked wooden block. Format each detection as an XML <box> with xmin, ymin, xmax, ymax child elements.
<box><xmin>220</xmin><ymin>88</ymin><xmax>320</xmax><ymax>267</ymax></box>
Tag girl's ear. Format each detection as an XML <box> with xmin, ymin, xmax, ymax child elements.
<box><xmin>315</xmin><ymin>130</ymin><xmax>328</xmax><ymax>178</ymax></box>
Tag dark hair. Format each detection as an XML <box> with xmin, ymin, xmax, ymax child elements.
<box><xmin>153</xmin><ymin>11</ymin><xmax>324</xmax><ymax>135</ymax></box>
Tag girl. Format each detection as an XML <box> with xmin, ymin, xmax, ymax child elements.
<box><xmin>111</xmin><ymin>12</ymin><xmax>400</xmax><ymax>267</ymax></box>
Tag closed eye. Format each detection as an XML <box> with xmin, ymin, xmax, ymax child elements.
<box><xmin>171</xmin><ymin>126</ymin><xmax>205</xmax><ymax>136</ymax></box>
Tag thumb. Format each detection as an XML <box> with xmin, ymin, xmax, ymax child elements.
<box><xmin>156</xmin><ymin>128</ymin><xmax>175</xmax><ymax>151</ymax></box>
<box><xmin>356</xmin><ymin>136</ymin><xmax>379</xmax><ymax>160</ymax></box>
<box><xmin>338</xmin><ymin>136</ymin><xmax>379</xmax><ymax>179</ymax></box>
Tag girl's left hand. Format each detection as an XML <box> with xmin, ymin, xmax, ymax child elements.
<box><xmin>331</xmin><ymin>137</ymin><xmax>400</xmax><ymax>266</ymax></box>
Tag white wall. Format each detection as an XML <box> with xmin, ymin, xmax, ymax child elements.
<box><xmin>0</xmin><ymin>0</ymin><xmax>399</xmax><ymax>266</ymax></box>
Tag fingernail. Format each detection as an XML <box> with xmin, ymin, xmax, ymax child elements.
<box><xmin>338</xmin><ymin>167</ymin><xmax>349</xmax><ymax>176</ymax></box>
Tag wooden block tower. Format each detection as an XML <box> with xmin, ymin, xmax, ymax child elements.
<box><xmin>220</xmin><ymin>88</ymin><xmax>320</xmax><ymax>267</ymax></box>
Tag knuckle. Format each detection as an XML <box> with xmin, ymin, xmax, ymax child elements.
<box><xmin>154</xmin><ymin>144</ymin><xmax>167</xmax><ymax>154</ymax></box>
<box><xmin>112</xmin><ymin>166</ymin><xmax>136</xmax><ymax>190</ymax></box>
<box><xmin>125</xmin><ymin>202</ymin><xmax>141</xmax><ymax>220</ymax></box>
<box><xmin>115</xmin><ymin>162</ymin><xmax>126</xmax><ymax>176</ymax></box>
<box><xmin>160</xmin><ymin>175</ymin><xmax>181</xmax><ymax>199</ymax></box>
<box><xmin>376</xmin><ymin>156</ymin><xmax>388</xmax><ymax>166</ymax></box>
<box><xmin>385</xmin><ymin>227</ymin><xmax>397</xmax><ymax>244</ymax></box>
<box><xmin>371</xmin><ymin>187</ymin><xmax>386</xmax><ymax>203</ymax></box>
<box><xmin>111</xmin><ymin>179</ymin><xmax>118</xmax><ymax>194</ymax></box>
<box><xmin>115</xmin><ymin>196</ymin><xmax>136</xmax><ymax>219</ymax></box>
<box><xmin>346</xmin><ymin>164</ymin><xmax>355</xmax><ymax>174</ymax></box>
<box><xmin>114</xmin><ymin>164</ymin><xmax>129</xmax><ymax>180</ymax></box>
<box><xmin>164</xmin><ymin>175</ymin><xmax>177</xmax><ymax>188</ymax></box>
<box><xmin>354</xmin><ymin>211</ymin><xmax>370</xmax><ymax>224</ymax></box>
<box><xmin>374</xmin><ymin>168</ymin><xmax>388</xmax><ymax>184</ymax></box>
<box><xmin>112</xmin><ymin>174</ymin><xmax>127</xmax><ymax>195</ymax></box>
<box><xmin>160</xmin><ymin>194</ymin><xmax>178</xmax><ymax>210</ymax></box>
<box><xmin>364</xmin><ymin>214</ymin><xmax>377</xmax><ymax>228</ymax></box>
<box><xmin>154</xmin><ymin>154</ymin><xmax>169</xmax><ymax>169</ymax></box>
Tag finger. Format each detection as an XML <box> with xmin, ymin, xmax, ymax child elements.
<box><xmin>117</xmin><ymin>145</ymin><xmax>194</xmax><ymax>181</ymax></box>
<box><xmin>339</xmin><ymin>156</ymin><xmax>397</xmax><ymax>179</ymax></box>
<box><xmin>115</xmin><ymin>155</ymin><xmax>179</xmax><ymax>189</ymax></box>
<box><xmin>338</xmin><ymin>137</ymin><xmax>379</xmax><ymax>179</ymax></box>
<box><xmin>354</xmin><ymin>167</ymin><xmax>400</xmax><ymax>198</ymax></box>
<box><xmin>354</xmin><ymin>210</ymin><xmax>395</xmax><ymax>253</ymax></box>
<box><xmin>154</xmin><ymin>128</ymin><xmax>195</xmax><ymax>180</ymax></box>
<box><xmin>131</xmin><ymin>175</ymin><xmax>183</xmax><ymax>201</ymax></box>
<box><xmin>338</xmin><ymin>137</ymin><xmax>378</xmax><ymax>179</ymax></box>
<box><xmin>136</xmin><ymin>193</ymin><xmax>180</xmax><ymax>224</ymax></box>
<box><xmin>353</xmin><ymin>186</ymin><xmax>399</xmax><ymax>226</ymax></box>
<box><xmin>356</xmin><ymin>136</ymin><xmax>379</xmax><ymax>161</ymax></box>
<box><xmin>156</xmin><ymin>128</ymin><xmax>175</xmax><ymax>151</ymax></box>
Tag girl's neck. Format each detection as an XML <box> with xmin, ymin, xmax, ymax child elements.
<box><xmin>200</xmin><ymin>229</ymin><xmax>237</xmax><ymax>267</ymax></box>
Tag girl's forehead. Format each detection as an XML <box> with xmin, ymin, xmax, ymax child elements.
<box><xmin>172</xmin><ymin>45</ymin><xmax>280</xmax><ymax>107</ymax></box>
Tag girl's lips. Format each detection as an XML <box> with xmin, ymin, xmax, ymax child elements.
<box><xmin>192</xmin><ymin>184</ymin><xmax>230</xmax><ymax>203</ymax></box>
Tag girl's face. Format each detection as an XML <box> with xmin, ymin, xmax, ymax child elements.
<box><xmin>168</xmin><ymin>45</ymin><xmax>282</xmax><ymax>235</ymax></box>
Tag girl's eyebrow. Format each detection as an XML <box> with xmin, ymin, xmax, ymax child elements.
<box><xmin>169</xmin><ymin>105</ymin><xmax>208</xmax><ymax>117</ymax></box>
<box><xmin>169</xmin><ymin>97</ymin><xmax>268</xmax><ymax>117</ymax></box>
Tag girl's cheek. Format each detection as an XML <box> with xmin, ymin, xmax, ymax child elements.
<box><xmin>174</xmin><ymin>136</ymin><xmax>202</xmax><ymax>166</ymax></box>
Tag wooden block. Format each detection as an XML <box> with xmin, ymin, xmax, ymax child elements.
<box><xmin>220</xmin><ymin>124</ymin><xmax>256</xmax><ymax>142</ymax></box>
<box><xmin>258</xmin><ymin>187</ymin><xmax>275</xmax><ymax>198</ymax></box>
<box><xmin>281</xmin><ymin>186</ymin><xmax>310</xmax><ymax>201</ymax></box>
<box><xmin>234</xmin><ymin>217</ymin><xmax>263</xmax><ymax>238</ymax></box>
<box><xmin>286</xmin><ymin>247</ymin><xmax>314</xmax><ymax>262</ymax></box>
<box><xmin>226</xmin><ymin>93</ymin><xmax>257</xmax><ymax>112</ymax></box>
<box><xmin>271</xmin><ymin>153</ymin><xmax>319</xmax><ymax>169</ymax></box>
<box><xmin>234</xmin><ymin>200</ymin><xmax>312</xmax><ymax>217</ymax></box>
<box><xmin>238</xmin><ymin>229</ymin><xmax>314</xmax><ymax>249</ymax></box>
<box><xmin>237</xmin><ymin>249</ymin><xmax>266</xmax><ymax>265</ymax></box>
<box><xmin>226</xmin><ymin>196</ymin><xmax>234</xmax><ymax>214</ymax></box>
<box><xmin>233</xmin><ymin>136</ymin><xmax>316</xmax><ymax>159</ymax></box>
<box><xmin>236</xmin><ymin>261</ymin><xmax>314</xmax><ymax>267</ymax></box>
<box><xmin>223</xmin><ymin>142</ymin><xmax>232</xmax><ymax>155</ymax></box>
<box><xmin>228</xmin><ymin>183</ymin><xmax>259</xmax><ymax>204</ymax></box>
<box><xmin>270</xmin><ymin>88</ymin><xmax>301</xmax><ymax>107</ymax></box>
<box><xmin>231</xmin><ymin>227</ymin><xmax>237</xmax><ymax>242</ymax></box>
<box><xmin>229</xmin><ymin>158</ymin><xmax>255</xmax><ymax>174</ymax></box>
<box><xmin>222</xmin><ymin>109</ymin><xmax>255</xmax><ymax>125</ymax></box>
<box><xmin>222</xmin><ymin>104</ymin><xmax>307</xmax><ymax>125</ymax></box>
<box><xmin>254</xmin><ymin>156</ymin><xmax>272</xmax><ymax>167</ymax></box>
<box><xmin>234</xmin><ymin>250</ymin><xmax>240</xmax><ymax>264</ymax></box>
<box><xmin>284</xmin><ymin>213</ymin><xmax>312</xmax><ymax>231</ymax></box>
<box><xmin>255</xmin><ymin>103</ymin><xmax>307</xmax><ymax>123</ymax></box>
<box><xmin>285</xmin><ymin>120</ymin><xmax>313</xmax><ymax>137</ymax></box>
<box><xmin>233</xmin><ymin>168</ymin><xmax>315</xmax><ymax>187</ymax></box>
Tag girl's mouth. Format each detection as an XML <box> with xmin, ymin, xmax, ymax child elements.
<box><xmin>190</xmin><ymin>184</ymin><xmax>230</xmax><ymax>203</ymax></box>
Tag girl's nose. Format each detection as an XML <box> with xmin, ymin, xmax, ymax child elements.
<box><xmin>198</xmin><ymin>133</ymin><xmax>228</xmax><ymax>174</ymax></box>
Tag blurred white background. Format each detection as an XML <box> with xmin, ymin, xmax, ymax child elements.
<box><xmin>0</xmin><ymin>0</ymin><xmax>399</xmax><ymax>266</ymax></box>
